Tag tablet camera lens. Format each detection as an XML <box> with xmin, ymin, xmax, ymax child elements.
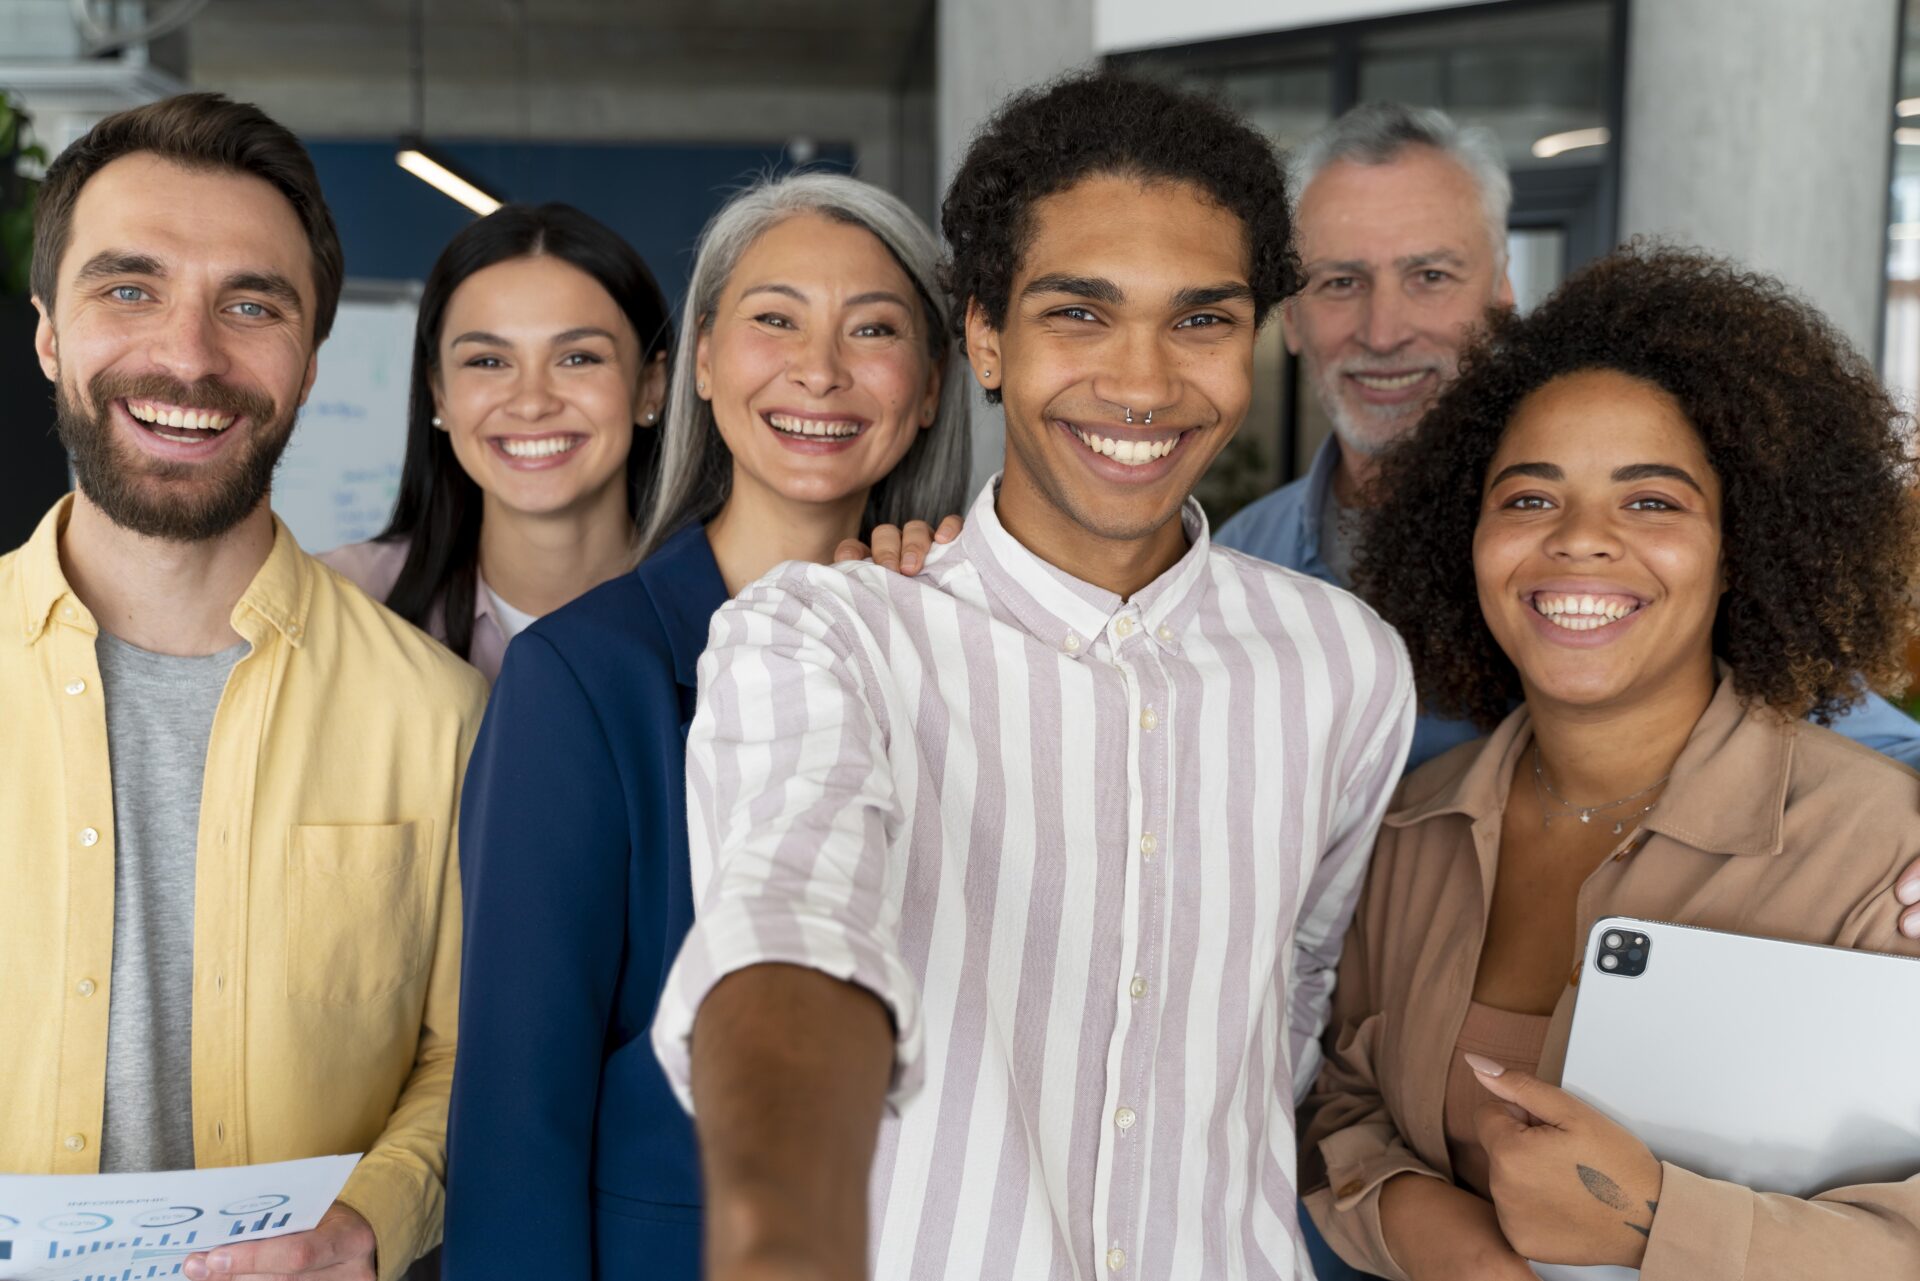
<box><xmin>1605</xmin><ymin>932</ymin><xmax>1624</xmax><ymax>949</ymax></box>
<box><xmin>1627</xmin><ymin>947</ymin><xmax>1644</xmax><ymax>961</ymax></box>
<box><xmin>1600</xmin><ymin>954</ymin><xmax>1620</xmax><ymax>971</ymax></box>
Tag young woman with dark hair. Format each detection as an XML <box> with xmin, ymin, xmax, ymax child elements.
<box><xmin>1304</xmin><ymin>244</ymin><xmax>1920</xmax><ymax>1281</ymax></box>
<box><xmin>321</xmin><ymin>202</ymin><xmax>670</xmax><ymax>680</ymax></box>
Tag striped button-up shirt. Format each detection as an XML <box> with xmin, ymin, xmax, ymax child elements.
<box><xmin>654</xmin><ymin>480</ymin><xmax>1415</xmax><ymax>1280</ymax></box>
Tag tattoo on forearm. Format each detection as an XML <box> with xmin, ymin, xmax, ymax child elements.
<box><xmin>1576</xmin><ymin>1164</ymin><xmax>1629</xmax><ymax>1211</ymax></box>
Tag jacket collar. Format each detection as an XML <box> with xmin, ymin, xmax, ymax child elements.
<box><xmin>18</xmin><ymin>495</ymin><xmax>313</xmax><ymax>649</ymax></box>
<box><xmin>635</xmin><ymin>521</ymin><xmax>731</xmax><ymax>688</ymax></box>
<box><xmin>1386</xmin><ymin>668</ymin><xmax>1793</xmax><ymax>859</ymax></box>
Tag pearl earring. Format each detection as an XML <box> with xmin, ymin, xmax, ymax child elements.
<box><xmin>642</xmin><ymin>410</ymin><xmax>657</xmax><ymax>424</ymax></box>
<box><xmin>697</xmin><ymin>380</ymin><xmax>707</xmax><ymax>395</ymax></box>
<box><xmin>431</xmin><ymin>416</ymin><xmax>442</xmax><ymax>427</ymax></box>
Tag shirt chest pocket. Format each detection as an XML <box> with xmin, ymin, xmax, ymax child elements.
<box><xmin>286</xmin><ymin>822</ymin><xmax>433</xmax><ymax>1005</ymax></box>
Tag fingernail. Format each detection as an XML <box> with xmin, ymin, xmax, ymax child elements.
<box><xmin>1897</xmin><ymin>876</ymin><xmax>1920</xmax><ymax>907</ymax></box>
<box><xmin>902</xmin><ymin>554</ymin><xmax>920</xmax><ymax>572</ymax></box>
<box><xmin>210</xmin><ymin>1253</ymin><xmax>232</xmax><ymax>1274</ymax></box>
<box><xmin>182</xmin><ymin>1259</ymin><xmax>206</xmax><ymax>1281</ymax></box>
<box><xmin>1903</xmin><ymin>906</ymin><xmax>1920</xmax><ymax>940</ymax></box>
<box><xmin>1464</xmin><ymin>1052</ymin><xmax>1505</xmax><ymax>1077</ymax></box>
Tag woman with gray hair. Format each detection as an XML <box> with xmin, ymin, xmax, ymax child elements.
<box><xmin>444</xmin><ymin>170</ymin><xmax>969</xmax><ymax>1280</ymax></box>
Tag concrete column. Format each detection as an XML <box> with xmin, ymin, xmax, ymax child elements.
<box><xmin>938</xmin><ymin>0</ymin><xmax>1096</xmax><ymax>492</ymax></box>
<box><xmin>1619</xmin><ymin>0</ymin><xmax>1900</xmax><ymax>358</ymax></box>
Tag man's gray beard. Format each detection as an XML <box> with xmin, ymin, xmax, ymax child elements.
<box><xmin>1310</xmin><ymin>362</ymin><xmax>1431</xmax><ymax>459</ymax></box>
<box><xmin>55</xmin><ymin>375</ymin><xmax>293</xmax><ymax>543</ymax></box>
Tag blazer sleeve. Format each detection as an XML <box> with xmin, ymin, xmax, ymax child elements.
<box><xmin>442</xmin><ymin>632</ymin><xmax>632</xmax><ymax>1279</ymax></box>
<box><xmin>1299</xmin><ymin>838</ymin><xmax>1452</xmax><ymax>1281</ymax></box>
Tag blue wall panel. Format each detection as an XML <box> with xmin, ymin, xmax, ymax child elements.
<box><xmin>304</xmin><ymin>138</ymin><xmax>854</xmax><ymax>311</ymax></box>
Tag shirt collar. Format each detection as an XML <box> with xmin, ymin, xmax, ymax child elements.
<box><xmin>1296</xmin><ymin>436</ymin><xmax>1343</xmax><ymax>577</ymax></box>
<box><xmin>16</xmin><ymin>494</ymin><xmax>314</xmax><ymax>649</ymax></box>
<box><xmin>956</xmin><ymin>475</ymin><xmax>1213</xmax><ymax>661</ymax></box>
<box><xmin>1386</xmin><ymin>667</ymin><xmax>1793</xmax><ymax>858</ymax></box>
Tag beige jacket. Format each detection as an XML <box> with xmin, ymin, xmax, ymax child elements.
<box><xmin>1302</xmin><ymin>672</ymin><xmax>1920</xmax><ymax>1281</ymax></box>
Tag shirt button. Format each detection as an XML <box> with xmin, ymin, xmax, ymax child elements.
<box><xmin>64</xmin><ymin>1133</ymin><xmax>86</xmax><ymax>1152</ymax></box>
<box><xmin>65</xmin><ymin>678</ymin><xmax>87</xmax><ymax>695</ymax></box>
<box><xmin>60</xmin><ymin>605</ymin><xmax>76</xmax><ymax>621</ymax></box>
<box><xmin>78</xmin><ymin>827</ymin><xmax>100</xmax><ymax>848</ymax></box>
<box><xmin>1139</xmin><ymin>707</ymin><xmax>1158</xmax><ymax>732</ymax></box>
<box><xmin>1114</xmin><ymin>1106</ymin><xmax>1137</xmax><ymax>1131</ymax></box>
<box><xmin>75</xmin><ymin>978</ymin><xmax>96</xmax><ymax>997</ymax></box>
<box><xmin>1129</xmin><ymin>976</ymin><xmax>1147</xmax><ymax>999</ymax></box>
<box><xmin>1064</xmin><ymin>634</ymin><xmax>1082</xmax><ymax>653</ymax></box>
<box><xmin>1157</xmin><ymin>625</ymin><xmax>1173</xmax><ymax>642</ymax></box>
<box><xmin>1107</xmin><ymin>1246</ymin><xmax>1127</xmax><ymax>1271</ymax></box>
<box><xmin>1139</xmin><ymin>832</ymin><xmax>1158</xmax><ymax>860</ymax></box>
<box><xmin>1116</xmin><ymin>617</ymin><xmax>1135</xmax><ymax>638</ymax></box>
<box><xmin>286</xmin><ymin>622</ymin><xmax>304</xmax><ymax>640</ymax></box>
<box><xmin>1336</xmin><ymin>1179</ymin><xmax>1365</xmax><ymax>1199</ymax></box>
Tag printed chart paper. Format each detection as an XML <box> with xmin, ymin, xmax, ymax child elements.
<box><xmin>0</xmin><ymin>1155</ymin><xmax>359</xmax><ymax>1281</ymax></box>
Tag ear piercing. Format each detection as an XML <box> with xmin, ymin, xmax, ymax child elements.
<box><xmin>642</xmin><ymin>410</ymin><xmax>657</xmax><ymax>424</ymax></box>
<box><xmin>697</xmin><ymin>380</ymin><xmax>707</xmax><ymax>395</ymax></box>
<box><xmin>431</xmin><ymin>416</ymin><xmax>442</xmax><ymax>427</ymax></box>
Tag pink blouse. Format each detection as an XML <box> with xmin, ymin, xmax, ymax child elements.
<box><xmin>318</xmin><ymin>538</ymin><xmax>510</xmax><ymax>683</ymax></box>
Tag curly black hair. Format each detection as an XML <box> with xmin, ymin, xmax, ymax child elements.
<box><xmin>1354</xmin><ymin>241</ymin><xmax>1920</xmax><ymax>729</ymax></box>
<box><xmin>940</xmin><ymin>70</ymin><xmax>1297</xmax><ymax>403</ymax></box>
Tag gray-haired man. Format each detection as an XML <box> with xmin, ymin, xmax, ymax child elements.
<box><xmin>1216</xmin><ymin>102</ymin><xmax>1920</xmax><ymax>775</ymax></box>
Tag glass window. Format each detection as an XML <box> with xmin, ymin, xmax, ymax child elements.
<box><xmin>1884</xmin><ymin>0</ymin><xmax>1920</xmax><ymax>412</ymax></box>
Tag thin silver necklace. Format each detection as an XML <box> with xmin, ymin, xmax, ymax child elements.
<box><xmin>1531</xmin><ymin>744</ymin><xmax>1669</xmax><ymax>835</ymax></box>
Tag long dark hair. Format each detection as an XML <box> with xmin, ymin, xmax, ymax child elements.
<box><xmin>376</xmin><ymin>203</ymin><xmax>672</xmax><ymax>658</ymax></box>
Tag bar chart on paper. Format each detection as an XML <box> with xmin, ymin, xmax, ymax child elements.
<box><xmin>0</xmin><ymin>1156</ymin><xmax>359</xmax><ymax>1281</ymax></box>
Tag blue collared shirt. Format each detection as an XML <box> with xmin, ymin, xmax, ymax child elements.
<box><xmin>1217</xmin><ymin>438</ymin><xmax>1920</xmax><ymax>773</ymax></box>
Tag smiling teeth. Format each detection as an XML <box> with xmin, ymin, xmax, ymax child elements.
<box><xmin>127</xmin><ymin>400</ymin><xmax>234</xmax><ymax>432</ymax></box>
<box><xmin>1534</xmin><ymin>593</ymin><xmax>1641</xmax><ymax>630</ymax></box>
<box><xmin>500</xmin><ymin>436</ymin><xmax>581</xmax><ymax>459</ymax></box>
<box><xmin>1351</xmin><ymin>371</ymin><xmax>1427</xmax><ymax>390</ymax></box>
<box><xmin>769</xmin><ymin>413</ymin><xmax>863</xmax><ymax>438</ymax></box>
<box><xmin>1070</xmin><ymin>427</ymin><xmax>1179</xmax><ymax>466</ymax></box>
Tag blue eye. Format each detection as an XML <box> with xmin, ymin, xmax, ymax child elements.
<box><xmin>231</xmin><ymin>301</ymin><xmax>270</xmax><ymax>318</ymax></box>
<box><xmin>111</xmin><ymin>285</ymin><xmax>148</xmax><ymax>303</ymax></box>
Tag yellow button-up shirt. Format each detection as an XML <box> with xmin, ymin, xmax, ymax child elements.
<box><xmin>0</xmin><ymin>498</ymin><xmax>488</xmax><ymax>1279</ymax></box>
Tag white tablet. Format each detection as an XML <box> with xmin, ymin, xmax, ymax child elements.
<box><xmin>1531</xmin><ymin>916</ymin><xmax>1920</xmax><ymax>1281</ymax></box>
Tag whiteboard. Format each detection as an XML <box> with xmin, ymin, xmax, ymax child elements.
<box><xmin>274</xmin><ymin>287</ymin><xmax>419</xmax><ymax>553</ymax></box>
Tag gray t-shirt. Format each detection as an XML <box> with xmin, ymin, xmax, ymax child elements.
<box><xmin>95</xmin><ymin>631</ymin><xmax>247</xmax><ymax>1173</ymax></box>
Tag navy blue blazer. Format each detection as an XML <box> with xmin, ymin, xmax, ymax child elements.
<box><xmin>445</xmin><ymin>522</ymin><xmax>727</xmax><ymax>1280</ymax></box>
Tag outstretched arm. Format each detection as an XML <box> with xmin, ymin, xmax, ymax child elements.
<box><xmin>692</xmin><ymin>964</ymin><xmax>893</xmax><ymax>1281</ymax></box>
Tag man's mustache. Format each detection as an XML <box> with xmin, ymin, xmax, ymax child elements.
<box><xmin>86</xmin><ymin>370</ymin><xmax>277</xmax><ymax>424</ymax></box>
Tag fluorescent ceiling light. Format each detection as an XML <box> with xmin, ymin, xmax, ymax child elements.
<box><xmin>396</xmin><ymin>146</ymin><xmax>502</xmax><ymax>215</ymax></box>
<box><xmin>1531</xmin><ymin>127</ymin><xmax>1611</xmax><ymax>160</ymax></box>
<box><xmin>1893</xmin><ymin>223</ymin><xmax>1920</xmax><ymax>240</ymax></box>
<box><xmin>1899</xmin><ymin>128</ymin><xmax>1920</xmax><ymax>147</ymax></box>
<box><xmin>1900</xmin><ymin>98</ymin><xmax>1920</xmax><ymax>118</ymax></box>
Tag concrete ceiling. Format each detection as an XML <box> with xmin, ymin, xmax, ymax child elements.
<box><xmin>190</xmin><ymin>0</ymin><xmax>935</xmax><ymax>93</ymax></box>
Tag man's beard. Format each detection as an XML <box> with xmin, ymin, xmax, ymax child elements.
<box><xmin>1307</xmin><ymin>353</ymin><xmax>1455</xmax><ymax>459</ymax></box>
<box><xmin>56</xmin><ymin>369</ymin><xmax>293</xmax><ymax>543</ymax></box>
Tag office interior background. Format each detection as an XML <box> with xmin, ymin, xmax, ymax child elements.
<box><xmin>0</xmin><ymin>0</ymin><xmax>1914</xmax><ymax>694</ymax></box>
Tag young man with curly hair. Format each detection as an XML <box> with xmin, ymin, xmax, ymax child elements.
<box><xmin>651</xmin><ymin>72</ymin><xmax>1415</xmax><ymax>1280</ymax></box>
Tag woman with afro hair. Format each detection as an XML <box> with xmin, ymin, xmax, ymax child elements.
<box><xmin>1301</xmin><ymin>243</ymin><xmax>1920</xmax><ymax>1280</ymax></box>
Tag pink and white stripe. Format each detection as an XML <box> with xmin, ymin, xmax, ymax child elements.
<box><xmin>655</xmin><ymin>480</ymin><xmax>1414</xmax><ymax>1280</ymax></box>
